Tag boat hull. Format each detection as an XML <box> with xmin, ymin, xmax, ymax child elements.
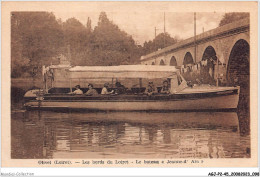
<box><xmin>24</xmin><ymin>87</ymin><xmax>239</xmax><ymax>111</ymax></box>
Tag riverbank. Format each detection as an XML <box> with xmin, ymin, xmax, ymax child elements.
<box><xmin>12</xmin><ymin>78</ymin><xmax>42</xmax><ymax>90</ymax></box>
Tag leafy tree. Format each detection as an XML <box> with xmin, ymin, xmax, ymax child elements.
<box><xmin>86</xmin><ymin>17</ymin><xmax>92</xmax><ymax>32</ymax></box>
<box><xmin>11</xmin><ymin>11</ymin><xmax>143</xmax><ymax>78</ymax></box>
<box><xmin>12</xmin><ymin>11</ymin><xmax>180</xmax><ymax>79</ymax></box>
<box><xmin>62</xmin><ymin>18</ymin><xmax>93</xmax><ymax>65</ymax></box>
<box><xmin>92</xmin><ymin>12</ymin><xmax>139</xmax><ymax>65</ymax></box>
<box><xmin>11</xmin><ymin>13</ymin><xmax>29</xmax><ymax>77</ymax></box>
<box><xmin>142</xmin><ymin>33</ymin><xmax>179</xmax><ymax>55</ymax></box>
<box><xmin>219</xmin><ymin>12</ymin><xmax>249</xmax><ymax>26</ymax></box>
<box><xmin>11</xmin><ymin>12</ymin><xmax>64</xmax><ymax>78</ymax></box>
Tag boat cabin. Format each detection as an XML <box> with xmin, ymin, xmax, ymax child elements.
<box><xmin>43</xmin><ymin>65</ymin><xmax>184</xmax><ymax>95</ymax></box>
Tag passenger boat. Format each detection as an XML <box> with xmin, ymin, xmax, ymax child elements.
<box><xmin>24</xmin><ymin>65</ymin><xmax>240</xmax><ymax>111</ymax></box>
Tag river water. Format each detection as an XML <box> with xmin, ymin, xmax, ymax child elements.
<box><xmin>11</xmin><ymin>102</ymin><xmax>250</xmax><ymax>159</ymax></box>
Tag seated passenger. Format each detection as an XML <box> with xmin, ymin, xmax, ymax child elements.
<box><xmin>85</xmin><ymin>83</ymin><xmax>98</xmax><ymax>96</ymax></box>
<box><xmin>160</xmin><ymin>80</ymin><xmax>170</xmax><ymax>94</ymax></box>
<box><xmin>146</xmin><ymin>81</ymin><xmax>156</xmax><ymax>96</ymax></box>
<box><xmin>101</xmin><ymin>83</ymin><xmax>114</xmax><ymax>95</ymax></box>
<box><xmin>69</xmin><ymin>85</ymin><xmax>83</xmax><ymax>95</ymax></box>
<box><xmin>115</xmin><ymin>81</ymin><xmax>126</xmax><ymax>94</ymax></box>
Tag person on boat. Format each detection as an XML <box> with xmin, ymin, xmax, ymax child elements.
<box><xmin>101</xmin><ymin>83</ymin><xmax>114</xmax><ymax>95</ymax></box>
<box><xmin>115</xmin><ymin>81</ymin><xmax>126</xmax><ymax>94</ymax></box>
<box><xmin>69</xmin><ymin>85</ymin><xmax>83</xmax><ymax>95</ymax></box>
<box><xmin>146</xmin><ymin>81</ymin><xmax>156</xmax><ymax>96</ymax></box>
<box><xmin>160</xmin><ymin>80</ymin><xmax>170</xmax><ymax>94</ymax></box>
<box><xmin>85</xmin><ymin>83</ymin><xmax>98</xmax><ymax>96</ymax></box>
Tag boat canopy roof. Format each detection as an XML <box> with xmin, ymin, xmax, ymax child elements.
<box><xmin>69</xmin><ymin>65</ymin><xmax>178</xmax><ymax>79</ymax></box>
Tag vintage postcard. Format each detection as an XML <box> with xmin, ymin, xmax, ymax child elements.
<box><xmin>1</xmin><ymin>1</ymin><xmax>258</xmax><ymax>170</ymax></box>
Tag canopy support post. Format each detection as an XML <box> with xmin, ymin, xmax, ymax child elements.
<box><xmin>69</xmin><ymin>79</ymin><xmax>72</xmax><ymax>92</ymax></box>
<box><xmin>51</xmin><ymin>78</ymin><xmax>53</xmax><ymax>88</ymax></box>
<box><xmin>139</xmin><ymin>78</ymin><xmax>143</xmax><ymax>88</ymax></box>
<box><xmin>45</xmin><ymin>81</ymin><xmax>48</xmax><ymax>93</ymax></box>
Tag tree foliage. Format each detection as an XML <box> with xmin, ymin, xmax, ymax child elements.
<box><xmin>92</xmin><ymin>12</ymin><xmax>139</xmax><ymax>65</ymax></box>
<box><xmin>11</xmin><ymin>12</ymin><xmax>64</xmax><ymax>77</ymax></box>
<box><xmin>219</xmin><ymin>12</ymin><xmax>249</xmax><ymax>26</ymax></box>
<box><xmin>11</xmin><ymin>11</ymin><xmax>178</xmax><ymax>78</ymax></box>
<box><xmin>62</xmin><ymin>18</ymin><xmax>93</xmax><ymax>66</ymax></box>
<box><xmin>142</xmin><ymin>33</ymin><xmax>179</xmax><ymax>55</ymax></box>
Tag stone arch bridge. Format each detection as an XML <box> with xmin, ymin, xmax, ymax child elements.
<box><xmin>140</xmin><ymin>18</ymin><xmax>249</xmax><ymax>86</ymax></box>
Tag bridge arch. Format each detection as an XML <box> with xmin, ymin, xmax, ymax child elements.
<box><xmin>160</xmin><ymin>59</ymin><xmax>165</xmax><ymax>65</ymax></box>
<box><xmin>183</xmin><ymin>52</ymin><xmax>194</xmax><ymax>66</ymax></box>
<box><xmin>197</xmin><ymin>42</ymin><xmax>219</xmax><ymax>62</ymax></box>
<box><xmin>169</xmin><ymin>56</ymin><xmax>177</xmax><ymax>66</ymax></box>
<box><xmin>226</xmin><ymin>33</ymin><xmax>249</xmax><ymax>64</ymax></box>
<box><xmin>201</xmin><ymin>46</ymin><xmax>218</xmax><ymax>79</ymax></box>
<box><xmin>202</xmin><ymin>46</ymin><xmax>217</xmax><ymax>61</ymax></box>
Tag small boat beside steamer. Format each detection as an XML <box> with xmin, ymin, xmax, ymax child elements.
<box><xmin>24</xmin><ymin>65</ymin><xmax>240</xmax><ymax>111</ymax></box>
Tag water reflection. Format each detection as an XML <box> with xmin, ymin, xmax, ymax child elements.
<box><xmin>11</xmin><ymin>110</ymin><xmax>250</xmax><ymax>159</ymax></box>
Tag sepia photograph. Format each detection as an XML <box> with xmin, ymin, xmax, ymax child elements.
<box><xmin>1</xmin><ymin>1</ymin><xmax>258</xmax><ymax>171</ymax></box>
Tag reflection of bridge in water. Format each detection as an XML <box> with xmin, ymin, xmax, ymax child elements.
<box><xmin>11</xmin><ymin>111</ymin><xmax>250</xmax><ymax>159</ymax></box>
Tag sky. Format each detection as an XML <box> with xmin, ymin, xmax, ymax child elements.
<box><xmin>54</xmin><ymin>11</ymin><xmax>225</xmax><ymax>45</ymax></box>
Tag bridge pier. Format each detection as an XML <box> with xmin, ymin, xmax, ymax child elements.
<box><xmin>227</xmin><ymin>39</ymin><xmax>250</xmax><ymax>109</ymax></box>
